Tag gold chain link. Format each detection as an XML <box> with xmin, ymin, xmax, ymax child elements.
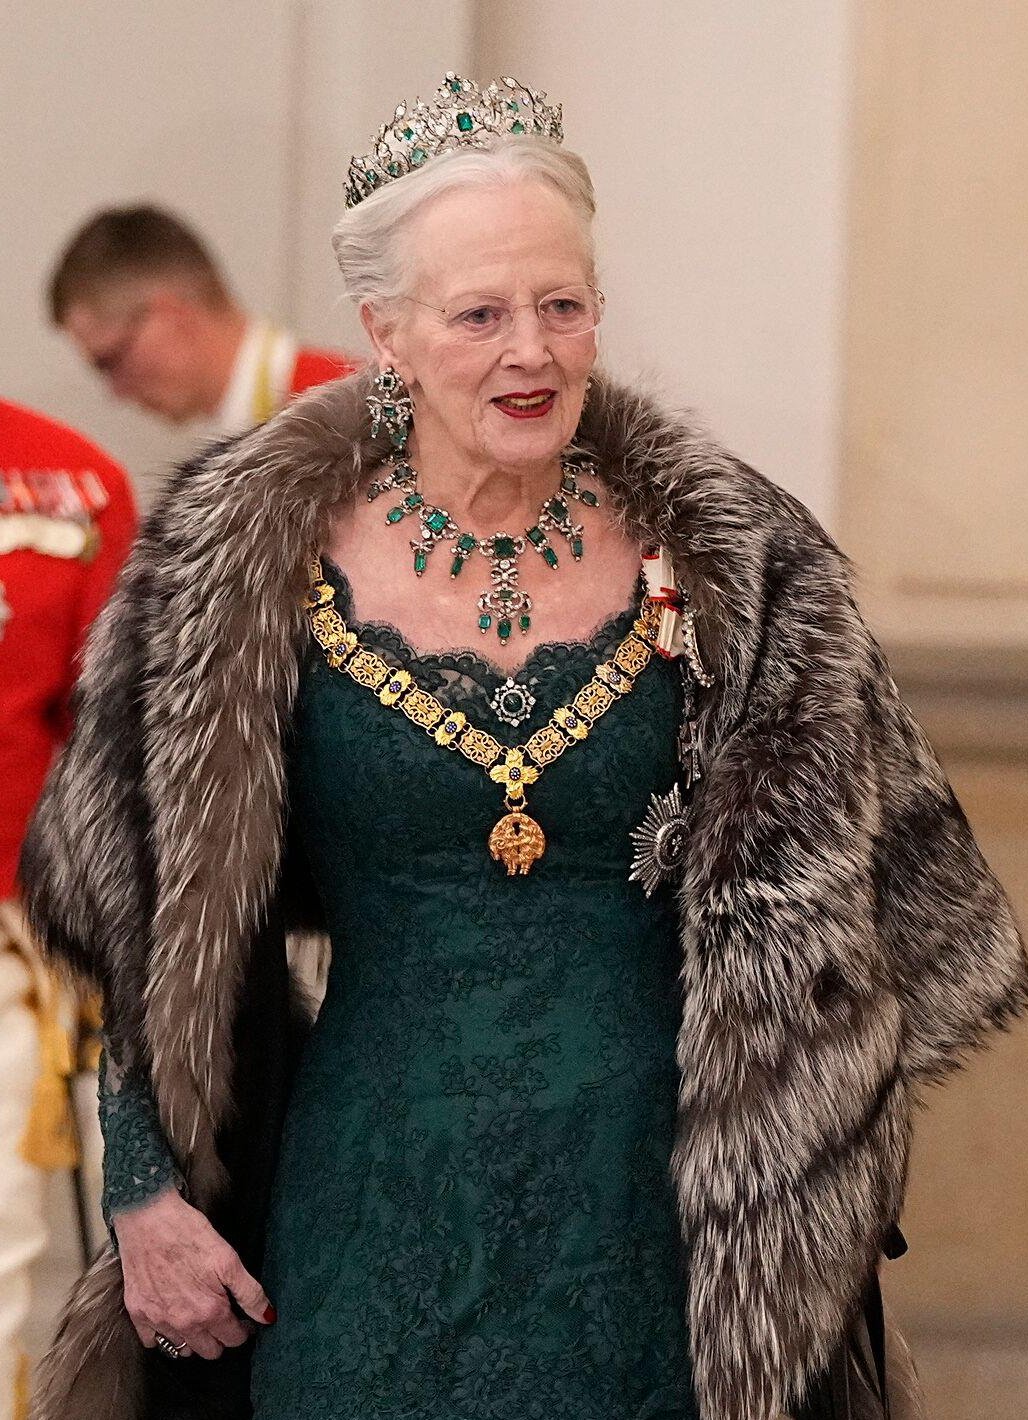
<box><xmin>304</xmin><ymin>555</ymin><xmax>660</xmax><ymax>806</ymax></box>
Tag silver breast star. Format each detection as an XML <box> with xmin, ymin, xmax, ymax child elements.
<box><xmin>629</xmin><ymin>782</ymin><xmax>689</xmax><ymax>898</ymax></box>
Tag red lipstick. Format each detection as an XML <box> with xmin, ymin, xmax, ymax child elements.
<box><xmin>492</xmin><ymin>389</ymin><xmax>557</xmax><ymax>419</ymax></box>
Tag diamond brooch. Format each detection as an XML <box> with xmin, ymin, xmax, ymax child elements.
<box><xmin>629</xmin><ymin>782</ymin><xmax>690</xmax><ymax>898</ymax></box>
<box><xmin>490</xmin><ymin>677</ymin><xmax>536</xmax><ymax>729</ymax></box>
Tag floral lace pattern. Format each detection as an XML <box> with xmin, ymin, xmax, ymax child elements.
<box><xmin>98</xmin><ymin>1039</ymin><xmax>180</xmax><ymax>1229</ymax></box>
<box><xmin>252</xmin><ymin>558</ymin><xmax>697</xmax><ymax>1418</ymax></box>
<box><xmin>325</xmin><ymin>555</ymin><xmax>650</xmax><ymax>740</ymax></box>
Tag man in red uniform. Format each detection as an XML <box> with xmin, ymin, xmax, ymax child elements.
<box><xmin>0</xmin><ymin>399</ymin><xmax>136</xmax><ymax>1418</ymax></box>
<box><xmin>48</xmin><ymin>205</ymin><xmax>360</xmax><ymax>436</ymax></box>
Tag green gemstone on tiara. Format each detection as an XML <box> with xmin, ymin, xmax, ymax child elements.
<box><xmin>345</xmin><ymin>74</ymin><xmax>564</xmax><ymax>208</ymax></box>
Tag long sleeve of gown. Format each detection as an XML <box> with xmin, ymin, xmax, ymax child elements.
<box><xmin>97</xmin><ymin>1031</ymin><xmax>181</xmax><ymax>1228</ymax></box>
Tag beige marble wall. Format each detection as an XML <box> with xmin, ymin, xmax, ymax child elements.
<box><xmin>843</xmin><ymin>9</ymin><xmax>1028</xmax><ymax>1403</ymax></box>
<box><xmin>842</xmin><ymin>2</ymin><xmax>1028</xmax><ymax>653</ymax></box>
<box><xmin>474</xmin><ymin>0</ymin><xmax>852</xmax><ymax>528</ymax></box>
<box><xmin>882</xmin><ymin>753</ymin><xmax>1028</xmax><ymax>1420</ymax></box>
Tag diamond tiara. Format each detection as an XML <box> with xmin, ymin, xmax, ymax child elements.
<box><xmin>345</xmin><ymin>72</ymin><xmax>564</xmax><ymax>209</ymax></box>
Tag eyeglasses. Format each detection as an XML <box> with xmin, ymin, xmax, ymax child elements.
<box><xmin>402</xmin><ymin>284</ymin><xmax>605</xmax><ymax>345</ymax></box>
<box><xmin>90</xmin><ymin>304</ymin><xmax>152</xmax><ymax>377</ymax></box>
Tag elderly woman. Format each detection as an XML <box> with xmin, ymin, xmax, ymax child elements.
<box><xmin>22</xmin><ymin>74</ymin><xmax>1025</xmax><ymax>1420</ymax></box>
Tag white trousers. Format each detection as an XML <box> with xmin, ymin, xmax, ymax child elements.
<box><xmin>0</xmin><ymin>946</ymin><xmax>46</xmax><ymax>1420</ymax></box>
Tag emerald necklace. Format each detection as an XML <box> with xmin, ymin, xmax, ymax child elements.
<box><xmin>367</xmin><ymin>453</ymin><xmax>601</xmax><ymax>644</ymax></box>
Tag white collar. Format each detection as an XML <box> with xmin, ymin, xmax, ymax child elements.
<box><xmin>212</xmin><ymin>320</ymin><xmax>298</xmax><ymax>435</ymax></box>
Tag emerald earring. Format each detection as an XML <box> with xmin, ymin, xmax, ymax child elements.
<box><xmin>367</xmin><ymin>367</ymin><xmax>414</xmax><ymax>453</ymax></box>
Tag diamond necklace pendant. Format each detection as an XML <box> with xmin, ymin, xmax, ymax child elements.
<box><xmin>477</xmin><ymin>532</ymin><xmax>532</xmax><ymax>643</ymax></box>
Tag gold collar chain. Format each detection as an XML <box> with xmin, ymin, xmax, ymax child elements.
<box><xmin>305</xmin><ymin>556</ymin><xmax>662</xmax><ymax>876</ymax></box>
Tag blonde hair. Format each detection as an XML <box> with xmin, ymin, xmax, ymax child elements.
<box><xmin>331</xmin><ymin>137</ymin><xmax>596</xmax><ymax>308</ymax></box>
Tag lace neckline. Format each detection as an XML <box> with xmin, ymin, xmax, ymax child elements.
<box><xmin>319</xmin><ymin>554</ymin><xmax>642</xmax><ymax>689</ymax></box>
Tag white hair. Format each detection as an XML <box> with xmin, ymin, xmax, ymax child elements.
<box><xmin>331</xmin><ymin>137</ymin><xmax>596</xmax><ymax>309</ymax></box>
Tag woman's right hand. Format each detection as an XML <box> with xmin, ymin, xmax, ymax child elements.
<box><xmin>114</xmin><ymin>1185</ymin><xmax>276</xmax><ymax>1360</ymax></box>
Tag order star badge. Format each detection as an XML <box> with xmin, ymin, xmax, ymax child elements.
<box><xmin>629</xmin><ymin>782</ymin><xmax>689</xmax><ymax>897</ymax></box>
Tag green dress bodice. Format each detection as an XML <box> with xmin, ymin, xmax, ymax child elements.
<box><xmin>250</xmin><ymin>561</ymin><xmax>698</xmax><ymax>1419</ymax></box>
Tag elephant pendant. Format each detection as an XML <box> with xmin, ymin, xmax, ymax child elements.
<box><xmin>488</xmin><ymin>809</ymin><xmax>547</xmax><ymax>876</ymax></box>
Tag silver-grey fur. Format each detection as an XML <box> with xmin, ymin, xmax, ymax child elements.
<box><xmin>22</xmin><ymin>369</ymin><xmax>1026</xmax><ymax>1420</ymax></box>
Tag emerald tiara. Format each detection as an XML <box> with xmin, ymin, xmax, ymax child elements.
<box><xmin>345</xmin><ymin>72</ymin><xmax>564</xmax><ymax>209</ymax></box>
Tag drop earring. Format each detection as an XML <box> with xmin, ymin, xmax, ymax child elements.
<box><xmin>367</xmin><ymin>367</ymin><xmax>414</xmax><ymax>454</ymax></box>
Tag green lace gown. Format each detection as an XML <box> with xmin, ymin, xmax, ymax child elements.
<box><xmin>250</xmin><ymin>560</ymin><xmax>697</xmax><ymax>1419</ymax></box>
<box><xmin>101</xmin><ymin>558</ymin><xmax>700</xmax><ymax>1419</ymax></box>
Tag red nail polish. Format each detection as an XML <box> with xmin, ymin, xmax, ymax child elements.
<box><xmin>263</xmin><ymin>1305</ymin><xmax>277</xmax><ymax>1324</ymax></box>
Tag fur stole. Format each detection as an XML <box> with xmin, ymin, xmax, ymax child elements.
<box><xmin>21</xmin><ymin>369</ymin><xmax>1026</xmax><ymax>1420</ymax></box>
